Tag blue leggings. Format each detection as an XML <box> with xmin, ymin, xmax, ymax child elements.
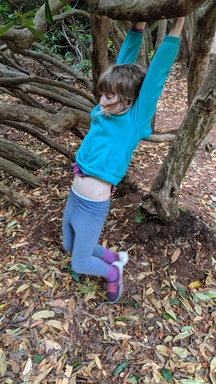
<box><xmin>62</xmin><ymin>188</ymin><xmax>110</xmax><ymax>276</ymax></box>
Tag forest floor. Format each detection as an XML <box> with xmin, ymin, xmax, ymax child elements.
<box><xmin>0</xmin><ymin>64</ymin><xmax>216</xmax><ymax>383</ymax></box>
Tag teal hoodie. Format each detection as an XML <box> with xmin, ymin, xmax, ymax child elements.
<box><xmin>76</xmin><ymin>30</ymin><xmax>180</xmax><ymax>186</ymax></box>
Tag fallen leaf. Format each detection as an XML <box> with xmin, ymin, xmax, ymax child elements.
<box><xmin>170</xmin><ymin>248</ymin><xmax>181</xmax><ymax>263</ymax></box>
<box><xmin>108</xmin><ymin>331</ymin><xmax>132</xmax><ymax>340</ymax></box>
<box><xmin>32</xmin><ymin>310</ymin><xmax>55</xmax><ymax>320</ymax></box>
<box><xmin>0</xmin><ymin>349</ymin><xmax>7</xmax><ymax>377</ymax></box>
<box><xmin>44</xmin><ymin>339</ymin><xmax>62</xmax><ymax>353</ymax></box>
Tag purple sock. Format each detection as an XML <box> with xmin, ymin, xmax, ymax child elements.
<box><xmin>102</xmin><ymin>248</ymin><xmax>119</xmax><ymax>264</ymax></box>
<box><xmin>104</xmin><ymin>265</ymin><xmax>119</xmax><ymax>282</ymax></box>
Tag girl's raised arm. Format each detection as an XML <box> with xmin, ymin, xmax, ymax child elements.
<box><xmin>169</xmin><ymin>17</ymin><xmax>185</xmax><ymax>37</ymax></box>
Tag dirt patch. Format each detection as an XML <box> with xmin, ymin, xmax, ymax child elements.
<box><xmin>108</xmin><ymin>189</ymin><xmax>216</xmax><ymax>286</ymax></box>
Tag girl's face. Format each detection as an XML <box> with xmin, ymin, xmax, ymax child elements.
<box><xmin>99</xmin><ymin>93</ymin><xmax>121</xmax><ymax>114</ymax></box>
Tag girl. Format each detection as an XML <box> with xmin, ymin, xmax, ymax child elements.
<box><xmin>63</xmin><ymin>17</ymin><xmax>185</xmax><ymax>303</ymax></box>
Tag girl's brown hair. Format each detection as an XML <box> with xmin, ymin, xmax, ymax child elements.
<box><xmin>97</xmin><ymin>63</ymin><xmax>146</xmax><ymax>114</ymax></box>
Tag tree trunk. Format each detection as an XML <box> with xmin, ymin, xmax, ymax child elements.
<box><xmin>91</xmin><ymin>14</ymin><xmax>110</xmax><ymax>100</ymax></box>
<box><xmin>155</xmin><ymin>20</ymin><xmax>167</xmax><ymax>51</ymax></box>
<box><xmin>141</xmin><ymin>55</ymin><xmax>216</xmax><ymax>222</ymax></box>
<box><xmin>188</xmin><ymin>0</ymin><xmax>216</xmax><ymax>104</ymax></box>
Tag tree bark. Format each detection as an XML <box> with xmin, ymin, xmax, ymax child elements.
<box><xmin>3</xmin><ymin>121</ymin><xmax>77</xmax><ymax>159</ymax></box>
<box><xmin>0</xmin><ymin>182</ymin><xmax>32</xmax><ymax>207</ymax></box>
<box><xmin>90</xmin><ymin>14</ymin><xmax>110</xmax><ymax>99</ymax></box>
<box><xmin>0</xmin><ymin>104</ymin><xmax>90</xmax><ymax>135</ymax></box>
<box><xmin>87</xmin><ymin>0</ymin><xmax>207</xmax><ymax>21</ymax></box>
<box><xmin>155</xmin><ymin>20</ymin><xmax>167</xmax><ymax>51</ymax></box>
<box><xmin>141</xmin><ymin>55</ymin><xmax>216</xmax><ymax>222</ymax></box>
<box><xmin>188</xmin><ymin>0</ymin><xmax>216</xmax><ymax>104</ymax></box>
<box><xmin>0</xmin><ymin>138</ymin><xmax>46</xmax><ymax>169</ymax></box>
<box><xmin>0</xmin><ymin>156</ymin><xmax>43</xmax><ymax>187</ymax></box>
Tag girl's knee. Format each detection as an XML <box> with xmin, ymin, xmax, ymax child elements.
<box><xmin>71</xmin><ymin>258</ymin><xmax>88</xmax><ymax>274</ymax></box>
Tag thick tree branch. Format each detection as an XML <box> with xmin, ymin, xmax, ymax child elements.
<box><xmin>0</xmin><ymin>67</ymin><xmax>96</xmax><ymax>105</ymax></box>
<box><xmin>87</xmin><ymin>0</ymin><xmax>207</xmax><ymax>21</ymax></box>
<box><xmin>0</xmin><ymin>182</ymin><xmax>32</xmax><ymax>207</ymax></box>
<box><xmin>2</xmin><ymin>120</ymin><xmax>78</xmax><ymax>159</ymax></box>
<box><xmin>0</xmin><ymin>156</ymin><xmax>43</xmax><ymax>187</ymax></box>
<box><xmin>18</xmin><ymin>49</ymin><xmax>93</xmax><ymax>90</ymax></box>
<box><xmin>0</xmin><ymin>138</ymin><xmax>46</xmax><ymax>170</ymax></box>
<box><xmin>0</xmin><ymin>104</ymin><xmax>90</xmax><ymax>135</ymax></box>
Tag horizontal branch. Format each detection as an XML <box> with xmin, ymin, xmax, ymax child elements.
<box><xmin>0</xmin><ymin>65</ymin><xmax>96</xmax><ymax>106</ymax></box>
<box><xmin>147</xmin><ymin>133</ymin><xmax>175</xmax><ymax>142</ymax></box>
<box><xmin>0</xmin><ymin>156</ymin><xmax>43</xmax><ymax>187</ymax></box>
<box><xmin>87</xmin><ymin>0</ymin><xmax>207</xmax><ymax>21</ymax></box>
<box><xmin>0</xmin><ymin>182</ymin><xmax>32</xmax><ymax>207</ymax></box>
<box><xmin>0</xmin><ymin>138</ymin><xmax>46</xmax><ymax>170</ymax></box>
<box><xmin>19</xmin><ymin>49</ymin><xmax>93</xmax><ymax>90</ymax></box>
<box><xmin>3</xmin><ymin>120</ymin><xmax>76</xmax><ymax>160</ymax></box>
<box><xmin>0</xmin><ymin>104</ymin><xmax>90</xmax><ymax>135</ymax></box>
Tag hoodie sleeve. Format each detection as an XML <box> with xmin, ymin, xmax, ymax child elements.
<box><xmin>116</xmin><ymin>29</ymin><xmax>144</xmax><ymax>65</ymax></box>
<box><xmin>132</xmin><ymin>35</ymin><xmax>180</xmax><ymax>136</ymax></box>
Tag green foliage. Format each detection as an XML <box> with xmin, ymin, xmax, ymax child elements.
<box><xmin>38</xmin><ymin>12</ymin><xmax>92</xmax><ymax>75</ymax></box>
<box><xmin>135</xmin><ymin>206</ymin><xmax>145</xmax><ymax>223</ymax></box>
<box><xmin>0</xmin><ymin>1</ymin><xmax>92</xmax><ymax>74</ymax></box>
<box><xmin>0</xmin><ymin>1</ymin><xmax>12</xmax><ymax>23</ymax></box>
<box><xmin>148</xmin><ymin>50</ymin><xmax>155</xmax><ymax>60</ymax></box>
<box><xmin>72</xmin><ymin>59</ymin><xmax>92</xmax><ymax>77</ymax></box>
<box><xmin>0</xmin><ymin>7</ymin><xmax>45</xmax><ymax>41</ymax></box>
<box><xmin>45</xmin><ymin>0</ymin><xmax>54</xmax><ymax>26</ymax></box>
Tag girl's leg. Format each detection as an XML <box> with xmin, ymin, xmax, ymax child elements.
<box><xmin>93</xmin><ymin>244</ymin><xmax>118</xmax><ymax>264</ymax></box>
<box><xmin>63</xmin><ymin>191</ymin><xmax>126</xmax><ymax>265</ymax></box>
<box><xmin>63</xmin><ymin>188</ymin><xmax>123</xmax><ymax>302</ymax></box>
<box><xmin>70</xmin><ymin>192</ymin><xmax>111</xmax><ymax>276</ymax></box>
<box><xmin>93</xmin><ymin>245</ymin><xmax>128</xmax><ymax>266</ymax></box>
<box><xmin>62</xmin><ymin>192</ymin><xmax>75</xmax><ymax>253</ymax></box>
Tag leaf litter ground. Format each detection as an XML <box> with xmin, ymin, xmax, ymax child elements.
<box><xmin>0</xmin><ymin>66</ymin><xmax>216</xmax><ymax>383</ymax></box>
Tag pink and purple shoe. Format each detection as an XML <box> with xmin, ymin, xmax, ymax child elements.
<box><xmin>106</xmin><ymin>261</ymin><xmax>123</xmax><ymax>303</ymax></box>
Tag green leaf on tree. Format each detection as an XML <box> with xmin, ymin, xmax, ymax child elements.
<box><xmin>0</xmin><ymin>21</ymin><xmax>15</xmax><ymax>36</ymax></box>
<box><xmin>45</xmin><ymin>0</ymin><xmax>54</xmax><ymax>25</ymax></box>
<box><xmin>26</xmin><ymin>25</ymin><xmax>46</xmax><ymax>41</ymax></box>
